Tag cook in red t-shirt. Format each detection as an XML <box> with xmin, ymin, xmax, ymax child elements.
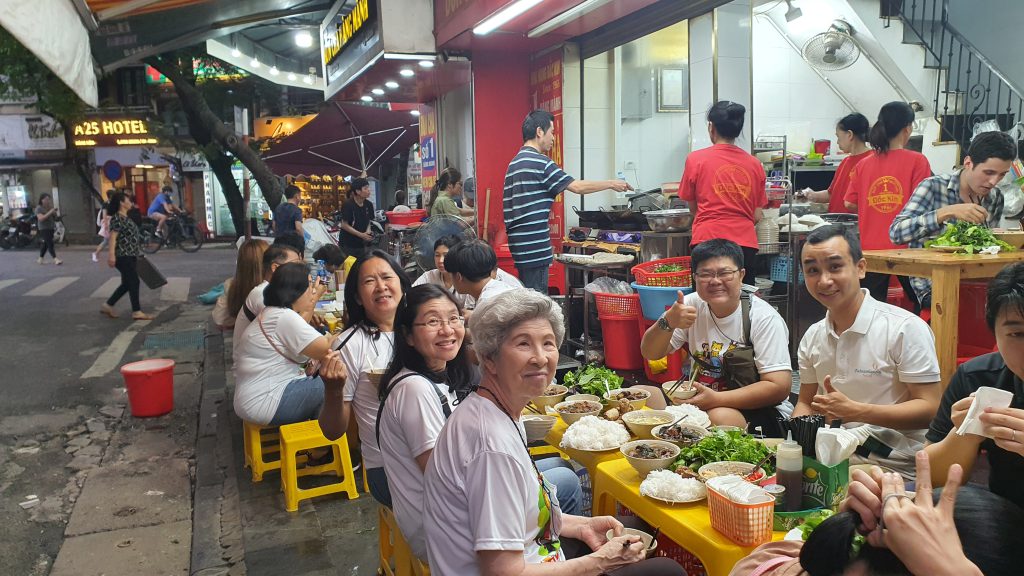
<box><xmin>825</xmin><ymin>151</ymin><xmax>871</xmax><ymax>213</ymax></box>
<box><xmin>678</xmin><ymin>143</ymin><xmax>767</xmax><ymax>249</ymax></box>
<box><xmin>844</xmin><ymin>149</ymin><xmax>931</xmax><ymax>250</ymax></box>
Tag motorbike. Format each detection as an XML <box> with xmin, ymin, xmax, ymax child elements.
<box><xmin>140</xmin><ymin>211</ymin><xmax>204</xmax><ymax>254</ymax></box>
<box><xmin>0</xmin><ymin>214</ymin><xmax>38</xmax><ymax>249</ymax></box>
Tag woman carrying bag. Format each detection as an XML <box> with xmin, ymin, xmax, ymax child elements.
<box><xmin>101</xmin><ymin>191</ymin><xmax>155</xmax><ymax>320</ymax></box>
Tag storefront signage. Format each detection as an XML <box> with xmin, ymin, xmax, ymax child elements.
<box><xmin>530</xmin><ymin>50</ymin><xmax>565</xmax><ymax>240</ymax></box>
<box><xmin>321</xmin><ymin>0</ymin><xmax>383</xmax><ymax>100</ymax></box>
<box><xmin>0</xmin><ymin>115</ymin><xmax>66</xmax><ymax>162</ymax></box>
<box><xmin>72</xmin><ymin>118</ymin><xmax>158</xmax><ymax>147</ymax></box>
<box><xmin>322</xmin><ymin>0</ymin><xmax>373</xmax><ymax>67</ymax></box>
<box><xmin>419</xmin><ymin>104</ymin><xmax>438</xmax><ymax>191</ymax></box>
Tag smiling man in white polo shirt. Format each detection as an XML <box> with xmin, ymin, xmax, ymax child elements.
<box><xmin>792</xmin><ymin>224</ymin><xmax>942</xmax><ymax>476</ymax></box>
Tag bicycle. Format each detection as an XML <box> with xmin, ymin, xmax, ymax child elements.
<box><xmin>141</xmin><ymin>211</ymin><xmax>204</xmax><ymax>254</ymax></box>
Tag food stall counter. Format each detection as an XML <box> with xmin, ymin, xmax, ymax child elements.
<box><xmin>592</xmin><ymin>458</ymin><xmax>785</xmax><ymax>576</ymax></box>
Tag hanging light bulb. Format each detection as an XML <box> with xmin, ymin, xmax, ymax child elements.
<box><xmin>295</xmin><ymin>30</ymin><xmax>313</xmax><ymax>48</ymax></box>
<box><xmin>385</xmin><ymin>80</ymin><xmax>399</xmax><ymax>89</ymax></box>
<box><xmin>250</xmin><ymin>58</ymin><xmax>260</xmax><ymax>68</ymax></box>
<box><xmin>287</xmin><ymin>72</ymin><xmax>297</xmax><ymax>81</ymax></box>
<box><xmin>371</xmin><ymin>88</ymin><xmax>384</xmax><ymax>95</ymax></box>
<box><xmin>269</xmin><ymin>66</ymin><xmax>279</xmax><ymax>76</ymax></box>
<box><xmin>231</xmin><ymin>48</ymin><xmax>241</xmax><ymax>58</ymax></box>
<box><xmin>361</xmin><ymin>95</ymin><xmax>373</xmax><ymax>102</ymax></box>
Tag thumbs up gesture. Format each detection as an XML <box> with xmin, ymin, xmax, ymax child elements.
<box><xmin>811</xmin><ymin>375</ymin><xmax>864</xmax><ymax>422</ymax></box>
<box><xmin>662</xmin><ymin>290</ymin><xmax>698</xmax><ymax>331</ymax></box>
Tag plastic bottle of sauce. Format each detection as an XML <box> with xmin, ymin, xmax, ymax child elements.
<box><xmin>776</xmin><ymin>431</ymin><xmax>804</xmax><ymax>512</ymax></box>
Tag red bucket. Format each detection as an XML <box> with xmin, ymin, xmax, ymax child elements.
<box><xmin>120</xmin><ymin>359</ymin><xmax>175</xmax><ymax>417</ymax></box>
<box><xmin>600</xmin><ymin>316</ymin><xmax>643</xmax><ymax>370</ymax></box>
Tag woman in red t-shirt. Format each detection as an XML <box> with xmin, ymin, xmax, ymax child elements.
<box><xmin>678</xmin><ymin>101</ymin><xmax>767</xmax><ymax>285</ymax></box>
<box><xmin>844</xmin><ymin>101</ymin><xmax>932</xmax><ymax>308</ymax></box>
<box><xmin>803</xmin><ymin>113</ymin><xmax>872</xmax><ymax>213</ymax></box>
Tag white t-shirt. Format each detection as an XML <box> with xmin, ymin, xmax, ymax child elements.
<box><xmin>412</xmin><ymin>269</ymin><xmax>470</xmax><ymax>308</ymax></box>
<box><xmin>336</xmin><ymin>325</ymin><xmax>396</xmax><ymax>470</ymax></box>
<box><xmin>424</xmin><ymin>393</ymin><xmax>565</xmax><ymax>574</ymax></box>
<box><xmin>414</xmin><ymin>269</ymin><xmax>522</xmax><ymax>310</ymax></box>
<box><xmin>798</xmin><ymin>290</ymin><xmax>940</xmax><ymax>474</ymax></box>
<box><xmin>233</xmin><ymin>307</ymin><xmax>322</xmax><ymax>425</ymax></box>
<box><xmin>668</xmin><ymin>293</ymin><xmax>792</xmax><ymax>391</ymax></box>
<box><xmin>476</xmin><ymin>278</ymin><xmax>517</xmax><ymax>305</ymax></box>
<box><xmin>379</xmin><ymin>369</ymin><xmax>457</xmax><ymax>560</ymax></box>
<box><xmin>232</xmin><ymin>280</ymin><xmax>268</xmax><ymax>361</ymax></box>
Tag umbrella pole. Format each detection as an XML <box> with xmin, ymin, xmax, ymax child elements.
<box><xmin>482</xmin><ymin>187</ymin><xmax>491</xmax><ymax>242</ymax></box>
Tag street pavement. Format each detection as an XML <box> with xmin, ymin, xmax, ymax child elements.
<box><xmin>0</xmin><ymin>243</ymin><xmax>379</xmax><ymax>575</ymax></box>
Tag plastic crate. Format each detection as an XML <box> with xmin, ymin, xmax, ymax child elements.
<box><xmin>769</xmin><ymin>255</ymin><xmax>804</xmax><ymax>283</ymax></box>
<box><xmin>707</xmin><ymin>485</ymin><xmax>775</xmax><ymax>547</ymax></box>
<box><xmin>592</xmin><ymin>292</ymin><xmax>640</xmax><ymax>319</ymax></box>
<box><xmin>632</xmin><ymin>257</ymin><xmax>692</xmax><ymax>287</ymax></box>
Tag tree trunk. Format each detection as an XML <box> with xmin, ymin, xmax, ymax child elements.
<box><xmin>208</xmin><ymin>153</ymin><xmax>246</xmax><ymax>236</ymax></box>
<box><xmin>146</xmin><ymin>55</ymin><xmax>283</xmax><ymax>234</ymax></box>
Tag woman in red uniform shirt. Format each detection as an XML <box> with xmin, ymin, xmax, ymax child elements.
<box><xmin>844</xmin><ymin>101</ymin><xmax>931</xmax><ymax>309</ymax></box>
<box><xmin>804</xmin><ymin>113</ymin><xmax>872</xmax><ymax>213</ymax></box>
<box><xmin>679</xmin><ymin>101</ymin><xmax>767</xmax><ymax>286</ymax></box>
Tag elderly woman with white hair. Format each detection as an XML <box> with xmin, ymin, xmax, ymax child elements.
<box><xmin>423</xmin><ymin>289</ymin><xmax>687</xmax><ymax>575</ymax></box>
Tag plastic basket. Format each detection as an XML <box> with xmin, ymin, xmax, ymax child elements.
<box><xmin>385</xmin><ymin>209</ymin><xmax>426</xmax><ymax>226</ymax></box>
<box><xmin>769</xmin><ymin>255</ymin><xmax>804</xmax><ymax>283</ymax></box>
<box><xmin>593</xmin><ymin>292</ymin><xmax>640</xmax><ymax>319</ymax></box>
<box><xmin>707</xmin><ymin>485</ymin><xmax>775</xmax><ymax>547</ymax></box>
<box><xmin>632</xmin><ymin>282</ymin><xmax>694</xmax><ymax>321</ymax></box>
<box><xmin>632</xmin><ymin>257</ymin><xmax>692</xmax><ymax>287</ymax></box>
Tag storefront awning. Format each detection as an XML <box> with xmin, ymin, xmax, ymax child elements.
<box><xmin>262</xmin><ymin>102</ymin><xmax>418</xmax><ymax>178</ymax></box>
<box><xmin>0</xmin><ymin>115</ymin><xmax>67</xmax><ymax>169</ymax></box>
<box><xmin>0</xmin><ymin>0</ymin><xmax>98</xmax><ymax>106</ymax></box>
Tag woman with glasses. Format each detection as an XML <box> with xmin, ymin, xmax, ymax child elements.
<box><xmin>234</xmin><ymin>262</ymin><xmax>346</xmax><ymax>428</ymax></box>
<box><xmin>423</xmin><ymin>289</ymin><xmax>686</xmax><ymax>575</ymax></box>
<box><xmin>376</xmin><ymin>284</ymin><xmax>474</xmax><ymax>560</ymax></box>
<box><xmin>319</xmin><ymin>250</ymin><xmax>412</xmax><ymax>507</ymax></box>
<box><xmin>639</xmin><ymin>239</ymin><xmax>792</xmax><ymax>436</ymax></box>
<box><xmin>678</xmin><ymin>101</ymin><xmax>767</xmax><ymax>286</ymax></box>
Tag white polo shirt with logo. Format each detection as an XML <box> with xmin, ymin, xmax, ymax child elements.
<box><xmin>798</xmin><ymin>289</ymin><xmax>940</xmax><ymax>475</ymax></box>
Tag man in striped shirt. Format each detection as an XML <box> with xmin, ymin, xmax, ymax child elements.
<box><xmin>503</xmin><ymin>110</ymin><xmax>632</xmax><ymax>293</ymax></box>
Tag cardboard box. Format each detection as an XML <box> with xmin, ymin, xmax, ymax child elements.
<box><xmin>801</xmin><ymin>456</ymin><xmax>849</xmax><ymax>510</ymax></box>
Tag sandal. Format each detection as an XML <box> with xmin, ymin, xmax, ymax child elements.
<box><xmin>299</xmin><ymin>449</ymin><xmax>334</xmax><ymax>468</ymax></box>
<box><xmin>132</xmin><ymin>312</ymin><xmax>155</xmax><ymax>321</ymax></box>
<box><xmin>100</xmin><ymin>304</ymin><xmax>119</xmax><ymax>319</ymax></box>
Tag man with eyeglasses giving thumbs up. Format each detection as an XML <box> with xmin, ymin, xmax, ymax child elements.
<box><xmin>640</xmin><ymin>239</ymin><xmax>793</xmax><ymax>436</ymax></box>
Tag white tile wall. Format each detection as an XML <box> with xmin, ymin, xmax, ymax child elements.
<box><xmin>751</xmin><ymin>14</ymin><xmax>853</xmax><ymax>154</ymax></box>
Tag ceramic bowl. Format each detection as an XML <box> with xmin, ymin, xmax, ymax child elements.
<box><xmin>620</xmin><ymin>439</ymin><xmax>680</xmax><ymax>479</ymax></box>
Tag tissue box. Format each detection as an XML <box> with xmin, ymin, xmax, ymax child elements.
<box><xmin>801</xmin><ymin>456</ymin><xmax>849</xmax><ymax>510</ymax></box>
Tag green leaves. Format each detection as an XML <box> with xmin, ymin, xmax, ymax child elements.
<box><xmin>672</xmin><ymin>429</ymin><xmax>776</xmax><ymax>475</ymax></box>
<box><xmin>562</xmin><ymin>364</ymin><xmax>623</xmax><ymax>396</ymax></box>
<box><xmin>926</xmin><ymin>221</ymin><xmax>1015</xmax><ymax>252</ymax></box>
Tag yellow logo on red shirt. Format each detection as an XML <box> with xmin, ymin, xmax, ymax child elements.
<box><xmin>712</xmin><ymin>164</ymin><xmax>752</xmax><ymax>201</ymax></box>
<box><xmin>866</xmin><ymin>176</ymin><xmax>903</xmax><ymax>213</ymax></box>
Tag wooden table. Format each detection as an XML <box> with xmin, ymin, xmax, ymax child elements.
<box><xmin>862</xmin><ymin>249</ymin><xmax>1024</xmax><ymax>383</ymax></box>
<box><xmin>592</xmin><ymin>458</ymin><xmax>784</xmax><ymax>576</ymax></box>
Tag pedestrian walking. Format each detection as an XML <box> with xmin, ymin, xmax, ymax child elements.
<box><xmin>92</xmin><ymin>194</ymin><xmax>113</xmax><ymax>262</ymax></box>
<box><xmin>101</xmin><ymin>191</ymin><xmax>155</xmax><ymax>320</ymax></box>
<box><xmin>35</xmin><ymin>193</ymin><xmax>61</xmax><ymax>265</ymax></box>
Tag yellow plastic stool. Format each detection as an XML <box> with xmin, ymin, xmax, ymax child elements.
<box><xmin>528</xmin><ymin>444</ymin><xmax>569</xmax><ymax>460</ymax></box>
<box><xmin>378</xmin><ymin>505</ymin><xmax>430</xmax><ymax>576</ymax></box>
<box><xmin>242</xmin><ymin>421</ymin><xmax>281</xmax><ymax>482</ymax></box>
<box><xmin>278</xmin><ymin>420</ymin><xmax>359</xmax><ymax>512</ymax></box>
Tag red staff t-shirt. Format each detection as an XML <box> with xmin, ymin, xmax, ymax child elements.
<box><xmin>845</xmin><ymin>149</ymin><xmax>931</xmax><ymax>250</ymax></box>
<box><xmin>678</xmin><ymin>143</ymin><xmax>767</xmax><ymax>249</ymax></box>
<box><xmin>826</xmin><ymin>150</ymin><xmax>871</xmax><ymax>214</ymax></box>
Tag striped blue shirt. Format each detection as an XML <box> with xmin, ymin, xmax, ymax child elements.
<box><xmin>503</xmin><ymin>146</ymin><xmax>574</xmax><ymax>267</ymax></box>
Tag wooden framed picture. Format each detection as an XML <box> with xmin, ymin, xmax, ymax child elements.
<box><xmin>658</xmin><ymin>67</ymin><xmax>688</xmax><ymax>112</ymax></box>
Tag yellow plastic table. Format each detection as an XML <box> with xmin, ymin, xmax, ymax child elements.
<box><xmin>543</xmin><ymin>416</ymin><xmax>626</xmax><ymax>476</ymax></box>
<box><xmin>592</xmin><ymin>458</ymin><xmax>784</xmax><ymax>576</ymax></box>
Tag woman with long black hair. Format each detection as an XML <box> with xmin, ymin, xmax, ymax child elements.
<box><xmin>844</xmin><ymin>102</ymin><xmax>931</xmax><ymax>307</ymax></box>
<box><xmin>101</xmin><ymin>191</ymin><xmax>155</xmax><ymax>320</ymax></box>
<box><xmin>678</xmin><ymin>101</ymin><xmax>767</xmax><ymax>286</ymax></box>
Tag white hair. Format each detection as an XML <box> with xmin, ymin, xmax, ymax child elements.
<box><xmin>467</xmin><ymin>289</ymin><xmax>565</xmax><ymax>360</ymax></box>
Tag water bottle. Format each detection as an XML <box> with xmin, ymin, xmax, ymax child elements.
<box><xmin>776</xmin><ymin>431</ymin><xmax>804</xmax><ymax>512</ymax></box>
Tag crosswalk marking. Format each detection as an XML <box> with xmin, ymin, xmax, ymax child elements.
<box><xmin>90</xmin><ymin>278</ymin><xmax>121</xmax><ymax>299</ymax></box>
<box><xmin>25</xmin><ymin>276</ymin><xmax>79</xmax><ymax>297</ymax></box>
<box><xmin>0</xmin><ymin>279</ymin><xmax>24</xmax><ymax>292</ymax></box>
<box><xmin>161</xmin><ymin>277</ymin><xmax>191</xmax><ymax>302</ymax></box>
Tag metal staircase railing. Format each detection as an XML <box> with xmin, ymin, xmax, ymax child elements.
<box><xmin>884</xmin><ymin>0</ymin><xmax>1024</xmax><ymax>157</ymax></box>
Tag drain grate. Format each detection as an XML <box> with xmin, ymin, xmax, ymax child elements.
<box><xmin>142</xmin><ymin>330</ymin><xmax>205</xmax><ymax>350</ymax></box>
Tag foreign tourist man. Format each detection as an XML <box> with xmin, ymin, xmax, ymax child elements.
<box><xmin>503</xmin><ymin>110</ymin><xmax>632</xmax><ymax>293</ymax></box>
<box><xmin>147</xmin><ymin>185</ymin><xmax>181</xmax><ymax>238</ymax></box>
<box><xmin>273</xmin><ymin>184</ymin><xmax>305</xmax><ymax>239</ymax></box>
<box><xmin>925</xmin><ymin>262</ymin><xmax>1024</xmax><ymax>509</ymax></box>
<box><xmin>793</xmin><ymin>224</ymin><xmax>942</xmax><ymax>477</ymax></box>
<box><xmin>889</xmin><ymin>130</ymin><xmax>1015</xmax><ymax>306</ymax></box>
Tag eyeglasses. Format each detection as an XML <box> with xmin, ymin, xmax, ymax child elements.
<box><xmin>413</xmin><ymin>315</ymin><xmax>465</xmax><ymax>330</ymax></box>
<box><xmin>695</xmin><ymin>268</ymin><xmax>740</xmax><ymax>282</ymax></box>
